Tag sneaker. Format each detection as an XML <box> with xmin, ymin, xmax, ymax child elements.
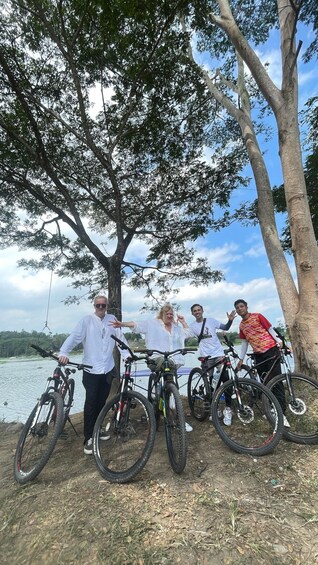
<box><xmin>185</xmin><ymin>422</ymin><xmax>193</xmax><ymax>432</ymax></box>
<box><xmin>223</xmin><ymin>407</ymin><xmax>232</xmax><ymax>426</ymax></box>
<box><xmin>84</xmin><ymin>438</ymin><xmax>93</xmax><ymax>455</ymax></box>
<box><xmin>99</xmin><ymin>430</ymin><xmax>111</xmax><ymax>441</ymax></box>
<box><xmin>283</xmin><ymin>415</ymin><xmax>290</xmax><ymax>428</ymax></box>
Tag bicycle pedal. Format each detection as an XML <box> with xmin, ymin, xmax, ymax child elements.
<box><xmin>59</xmin><ymin>430</ymin><xmax>68</xmax><ymax>440</ymax></box>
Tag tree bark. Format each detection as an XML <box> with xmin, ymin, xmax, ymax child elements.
<box><xmin>209</xmin><ymin>0</ymin><xmax>318</xmax><ymax>375</ymax></box>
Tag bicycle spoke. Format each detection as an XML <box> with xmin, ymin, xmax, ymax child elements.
<box><xmin>187</xmin><ymin>368</ymin><xmax>211</xmax><ymax>421</ymax></box>
<box><xmin>93</xmin><ymin>391</ymin><xmax>156</xmax><ymax>483</ymax></box>
<box><xmin>212</xmin><ymin>379</ymin><xmax>283</xmax><ymax>456</ymax></box>
<box><xmin>14</xmin><ymin>392</ymin><xmax>64</xmax><ymax>484</ymax></box>
<box><xmin>267</xmin><ymin>373</ymin><xmax>318</xmax><ymax>444</ymax></box>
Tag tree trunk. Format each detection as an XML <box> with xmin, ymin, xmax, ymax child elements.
<box><xmin>211</xmin><ymin>0</ymin><xmax>318</xmax><ymax>376</ymax></box>
<box><xmin>107</xmin><ymin>256</ymin><xmax>124</xmax><ymax>396</ymax></box>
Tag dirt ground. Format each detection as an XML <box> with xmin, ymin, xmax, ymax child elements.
<box><xmin>1</xmin><ymin>404</ymin><xmax>318</xmax><ymax>565</ymax></box>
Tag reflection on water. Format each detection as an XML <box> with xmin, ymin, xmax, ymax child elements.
<box><xmin>0</xmin><ymin>353</ymin><xmax>199</xmax><ymax>423</ymax></box>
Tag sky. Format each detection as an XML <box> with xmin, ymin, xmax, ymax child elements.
<box><xmin>0</xmin><ymin>21</ymin><xmax>316</xmax><ymax>337</ymax></box>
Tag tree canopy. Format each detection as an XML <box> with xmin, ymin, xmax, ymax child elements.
<box><xmin>0</xmin><ymin>0</ymin><xmax>246</xmax><ymax>315</ymax></box>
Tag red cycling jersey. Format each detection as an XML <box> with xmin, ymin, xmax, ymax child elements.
<box><xmin>239</xmin><ymin>313</ymin><xmax>276</xmax><ymax>353</ymax></box>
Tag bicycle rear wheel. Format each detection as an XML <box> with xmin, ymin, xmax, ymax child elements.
<box><xmin>267</xmin><ymin>372</ymin><xmax>318</xmax><ymax>444</ymax></box>
<box><xmin>187</xmin><ymin>368</ymin><xmax>211</xmax><ymax>421</ymax></box>
<box><xmin>164</xmin><ymin>381</ymin><xmax>187</xmax><ymax>473</ymax></box>
<box><xmin>62</xmin><ymin>378</ymin><xmax>75</xmax><ymax>428</ymax></box>
<box><xmin>93</xmin><ymin>390</ymin><xmax>156</xmax><ymax>483</ymax></box>
<box><xmin>13</xmin><ymin>391</ymin><xmax>64</xmax><ymax>484</ymax></box>
<box><xmin>211</xmin><ymin>378</ymin><xmax>284</xmax><ymax>456</ymax></box>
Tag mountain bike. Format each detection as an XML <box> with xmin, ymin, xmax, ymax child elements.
<box><xmin>239</xmin><ymin>330</ymin><xmax>318</xmax><ymax>444</ymax></box>
<box><xmin>187</xmin><ymin>352</ymin><xmax>250</xmax><ymax>421</ymax></box>
<box><xmin>92</xmin><ymin>336</ymin><xmax>156</xmax><ymax>483</ymax></box>
<box><xmin>142</xmin><ymin>346</ymin><xmax>195</xmax><ymax>474</ymax></box>
<box><xmin>13</xmin><ymin>344</ymin><xmax>91</xmax><ymax>484</ymax></box>
<box><xmin>205</xmin><ymin>337</ymin><xmax>284</xmax><ymax>456</ymax></box>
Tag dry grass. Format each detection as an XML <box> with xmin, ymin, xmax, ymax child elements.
<box><xmin>1</xmin><ymin>412</ymin><xmax>318</xmax><ymax>564</ymax></box>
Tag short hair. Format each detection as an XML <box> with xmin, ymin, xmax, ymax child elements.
<box><xmin>190</xmin><ymin>303</ymin><xmax>203</xmax><ymax>313</ymax></box>
<box><xmin>234</xmin><ymin>299</ymin><xmax>247</xmax><ymax>308</ymax></box>
<box><xmin>157</xmin><ymin>303</ymin><xmax>174</xmax><ymax>320</ymax></box>
<box><xmin>94</xmin><ymin>294</ymin><xmax>108</xmax><ymax>306</ymax></box>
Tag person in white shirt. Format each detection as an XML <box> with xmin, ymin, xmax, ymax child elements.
<box><xmin>111</xmin><ymin>303</ymin><xmax>190</xmax><ymax>364</ymax></box>
<box><xmin>110</xmin><ymin>303</ymin><xmax>193</xmax><ymax>431</ymax></box>
<box><xmin>59</xmin><ymin>294</ymin><xmax>128</xmax><ymax>454</ymax></box>
<box><xmin>189</xmin><ymin>304</ymin><xmax>236</xmax><ymax>426</ymax></box>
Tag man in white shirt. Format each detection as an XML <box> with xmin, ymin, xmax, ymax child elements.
<box><xmin>59</xmin><ymin>294</ymin><xmax>128</xmax><ymax>454</ymax></box>
<box><xmin>189</xmin><ymin>304</ymin><xmax>236</xmax><ymax>425</ymax></box>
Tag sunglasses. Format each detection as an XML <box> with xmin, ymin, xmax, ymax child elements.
<box><xmin>95</xmin><ymin>303</ymin><xmax>107</xmax><ymax>309</ymax></box>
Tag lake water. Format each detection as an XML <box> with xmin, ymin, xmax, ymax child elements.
<box><xmin>0</xmin><ymin>353</ymin><xmax>199</xmax><ymax>423</ymax></box>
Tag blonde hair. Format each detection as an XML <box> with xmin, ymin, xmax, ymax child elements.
<box><xmin>157</xmin><ymin>303</ymin><xmax>175</xmax><ymax>321</ymax></box>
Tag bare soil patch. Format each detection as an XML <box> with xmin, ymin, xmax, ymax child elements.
<box><xmin>1</xmin><ymin>405</ymin><xmax>318</xmax><ymax>565</ymax></box>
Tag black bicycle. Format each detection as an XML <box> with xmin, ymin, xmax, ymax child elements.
<box><xmin>187</xmin><ymin>350</ymin><xmax>249</xmax><ymax>421</ymax></box>
<box><xmin>92</xmin><ymin>336</ymin><xmax>156</xmax><ymax>483</ymax></box>
<box><xmin>143</xmin><ymin>347</ymin><xmax>195</xmax><ymax>474</ymax></box>
<box><xmin>13</xmin><ymin>344</ymin><xmax>91</xmax><ymax>484</ymax></box>
<box><xmin>240</xmin><ymin>329</ymin><xmax>318</xmax><ymax>444</ymax></box>
<box><xmin>204</xmin><ymin>337</ymin><xmax>284</xmax><ymax>456</ymax></box>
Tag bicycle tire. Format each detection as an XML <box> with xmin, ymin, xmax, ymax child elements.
<box><xmin>147</xmin><ymin>372</ymin><xmax>160</xmax><ymax>426</ymax></box>
<box><xmin>267</xmin><ymin>372</ymin><xmax>318</xmax><ymax>444</ymax></box>
<box><xmin>13</xmin><ymin>391</ymin><xmax>64</xmax><ymax>484</ymax></box>
<box><xmin>93</xmin><ymin>390</ymin><xmax>156</xmax><ymax>483</ymax></box>
<box><xmin>164</xmin><ymin>381</ymin><xmax>187</xmax><ymax>473</ymax></box>
<box><xmin>62</xmin><ymin>378</ymin><xmax>75</xmax><ymax>428</ymax></box>
<box><xmin>211</xmin><ymin>378</ymin><xmax>284</xmax><ymax>456</ymax></box>
<box><xmin>187</xmin><ymin>367</ymin><xmax>211</xmax><ymax>421</ymax></box>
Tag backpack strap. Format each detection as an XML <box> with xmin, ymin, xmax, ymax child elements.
<box><xmin>198</xmin><ymin>318</ymin><xmax>207</xmax><ymax>343</ymax></box>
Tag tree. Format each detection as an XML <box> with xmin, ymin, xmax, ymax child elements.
<box><xmin>0</xmin><ymin>0</ymin><xmax>246</xmax><ymax>319</ymax></box>
<box><xmin>180</xmin><ymin>0</ymin><xmax>318</xmax><ymax>375</ymax></box>
<box><xmin>273</xmin><ymin>96</ymin><xmax>318</xmax><ymax>251</ymax></box>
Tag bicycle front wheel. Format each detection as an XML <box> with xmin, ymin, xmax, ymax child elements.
<box><xmin>62</xmin><ymin>378</ymin><xmax>75</xmax><ymax>428</ymax></box>
<box><xmin>211</xmin><ymin>378</ymin><xmax>284</xmax><ymax>456</ymax></box>
<box><xmin>13</xmin><ymin>391</ymin><xmax>64</xmax><ymax>484</ymax></box>
<box><xmin>93</xmin><ymin>390</ymin><xmax>156</xmax><ymax>483</ymax></box>
<box><xmin>164</xmin><ymin>382</ymin><xmax>187</xmax><ymax>473</ymax></box>
<box><xmin>187</xmin><ymin>368</ymin><xmax>211</xmax><ymax>421</ymax></box>
<box><xmin>267</xmin><ymin>372</ymin><xmax>318</xmax><ymax>444</ymax></box>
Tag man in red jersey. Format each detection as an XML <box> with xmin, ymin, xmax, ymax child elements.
<box><xmin>234</xmin><ymin>299</ymin><xmax>287</xmax><ymax>420</ymax></box>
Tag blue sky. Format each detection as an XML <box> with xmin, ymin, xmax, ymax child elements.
<box><xmin>0</xmin><ymin>22</ymin><xmax>316</xmax><ymax>337</ymax></box>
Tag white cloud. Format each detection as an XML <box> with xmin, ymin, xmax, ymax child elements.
<box><xmin>244</xmin><ymin>243</ymin><xmax>266</xmax><ymax>258</ymax></box>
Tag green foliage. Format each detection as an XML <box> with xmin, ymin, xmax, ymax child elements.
<box><xmin>0</xmin><ymin>0</ymin><xmax>247</xmax><ymax>312</ymax></box>
<box><xmin>0</xmin><ymin>331</ymin><xmax>71</xmax><ymax>358</ymax></box>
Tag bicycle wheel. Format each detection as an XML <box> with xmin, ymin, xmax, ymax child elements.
<box><xmin>147</xmin><ymin>372</ymin><xmax>160</xmax><ymax>426</ymax></box>
<box><xmin>211</xmin><ymin>378</ymin><xmax>284</xmax><ymax>456</ymax></box>
<box><xmin>164</xmin><ymin>381</ymin><xmax>187</xmax><ymax>473</ymax></box>
<box><xmin>187</xmin><ymin>367</ymin><xmax>211</xmax><ymax>421</ymax></box>
<box><xmin>62</xmin><ymin>378</ymin><xmax>75</xmax><ymax>428</ymax></box>
<box><xmin>13</xmin><ymin>391</ymin><xmax>64</xmax><ymax>484</ymax></box>
<box><xmin>93</xmin><ymin>390</ymin><xmax>156</xmax><ymax>483</ymax></box>
<box><xmin>267</xmin><ymin>372</ymin><xmax>318</xmax><ymax>444</ymax></box>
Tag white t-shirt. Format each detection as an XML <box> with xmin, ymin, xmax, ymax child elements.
<box><xmin>189</xmin><ymin>317</ymin><xmax>224</xmax><ymax>357</ymax></box>
<box><xmin>134</xmin><ymin>318</ymin><xmax>191</xmax><ymax>366</ymax></box>
<box><xmin>59</xmin><ymin>313</ymin><xmax>128</xmax><ymax>373</ymax></box>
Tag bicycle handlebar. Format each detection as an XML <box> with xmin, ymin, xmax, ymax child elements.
<box><xmin>111</xmin><ymin>334</ymin><xmax>146</xmax><ymax>362</ymax></box>
<box><xmin>30</xmin><ymin>344</ymin><xmax>92</xmax><ymax>369</ymax></box>
<box><xmin>273</xmin><ymin>328</ymin><xmax>292</xmax><ymax>356</ymax></box>
<box><xmin>133</xmin><ymin>347</ymin><xmax>196</xmax><ymax>356</ymax></box>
